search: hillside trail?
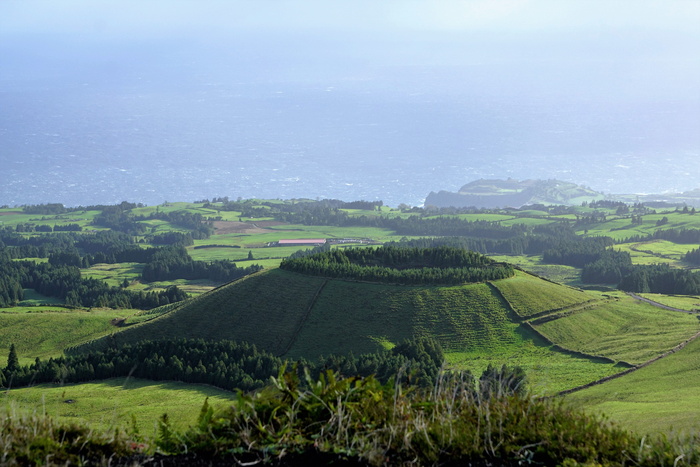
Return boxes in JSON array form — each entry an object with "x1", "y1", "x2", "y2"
[{"x1": 627, "y1": 292, "x2": 700, "y2": 314}]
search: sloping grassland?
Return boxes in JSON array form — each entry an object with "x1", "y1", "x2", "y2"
[
  {"x1": 566, "y1": 336, "x2": 700, "y2": 434},
  {"x1": 532, "y1": 296, "x2": 700, "y2": 364}
]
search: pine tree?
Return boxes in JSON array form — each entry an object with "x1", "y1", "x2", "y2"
[{"x1": 6, "y1": 344, "x2": 19, "y2": 373}]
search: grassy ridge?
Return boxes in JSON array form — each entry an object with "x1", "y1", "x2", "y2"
[
  {"x1": 566, "y1": 336, "x2": 700, "y2": 434},
  {"x1": 288, "y1": 281, "x2": 518, "y2": 358},
  {"x1": 491, "y1": 270, "x2": 593, "y2": 318},
  {"x1": 532, "y1": 296, "x2": 700, "y2": 364},
  {"x1": 78, "y1": 269, "x2": 326, "y2": 356}
]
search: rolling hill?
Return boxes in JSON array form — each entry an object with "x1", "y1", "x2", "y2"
[{"x1": 65, "y1": 267, "x2": 680, "y2": 393}]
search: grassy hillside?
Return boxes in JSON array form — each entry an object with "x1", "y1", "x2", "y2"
[
  {"x1": 79, "y1": 268, "x2": 582, "y2": 359},
  {"x1": 2, "y1": 378, "x2": 235, "y2": 435},
  {"x1": 490, "y1": 270, "x2": 593, "y2": 318},
  {"x1": 531, "y1": 296, "x2": 700, "y2": 364},
  {"x1": 77, "y1": 269, "x2": 326, "y2": 356},
  {"x1": 287, "y1": 280, "x2": 518, "y2": 357},
  {"x1": 0, "y1": 307, "x2": 136, "y2": 365},
  {"x1": 70, "y1": 268, "x2": 627, "y2": 395},
  {"x1": 566, "y1": 336, "x2": 700, "y2": 434}
]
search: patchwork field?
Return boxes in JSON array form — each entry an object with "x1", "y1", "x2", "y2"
[
  {"x1": 566, "y1": 336, "x2": 700, "y2": 434},
  {"x1": 531, "y1": 297, "x2": 700, "y2": 364}
]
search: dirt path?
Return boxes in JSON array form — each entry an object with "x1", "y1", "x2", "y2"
[{"x1": 627, "y1": 292, "x2": 699, "y2": 314}]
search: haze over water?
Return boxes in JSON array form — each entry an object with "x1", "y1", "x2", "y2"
[{"x1": 1, "y1": 1, "x2": 699, "y2": 207}]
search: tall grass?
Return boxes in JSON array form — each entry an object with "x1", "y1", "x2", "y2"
[
  {"x1": 0, "y1": 406, "x2": 137, "y2": 466},
  {"x1": 167, "y1": 368, "x2": 699, "y2": 466}
]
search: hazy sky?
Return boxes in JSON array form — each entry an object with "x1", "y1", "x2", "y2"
[
  {"x1": 3, "y1": 0, "x2": 700, "y2": 35},
  {"x1": 1, "y1": 1, "x2": 699, "y2": 205}
]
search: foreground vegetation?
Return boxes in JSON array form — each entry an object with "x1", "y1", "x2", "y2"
[{"x1": 3, "y1": 369, "x2": 700, "y2": 466}]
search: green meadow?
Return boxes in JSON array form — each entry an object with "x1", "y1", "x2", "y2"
[
  {"x1": 532, "y1": 297, "x2": 700, "y2": 364},
  {"x1": 487, "y1": 255, "x2": 583, "y2": 286},
  {"x1": 566, "y1": 336, "x2": 700, "y2": 435},
  {"x1": 490, "y1": 270, "x2": 593, "y2": 318},
  {"x1": 638, "y1": 293, "x2": 700, "y2": 311},
  {"x1": 2, "y1": 378, "x2": 235, "y2": 434},
  {"x1": 0, "y1": 307, "x2": 136, "y2": 365}
]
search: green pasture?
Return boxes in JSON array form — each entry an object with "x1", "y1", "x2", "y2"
[
  {"x1": 340, "y1": 208, "x2": 386, "y2": 218},
  {"x1": 145, "y1": 279, "x2": 217, "y2": 296},
  {"x1": 577, "y1": 212, "x2": 700, "y2": 239},
  {"x1": 11, "y1": 257, "x2": 49, "y2": 264},
  {"x1": 0, "y1": 209, "x2": 101, "y2": 229},
  {"x1": 17, "y1": 288, "x2": 64, "y2": 306},
  {"x1": 499, "y1": 217, "x2": 554, "y2": 227},
  {"x1": 446, "y1": 347, "x2": 620, "y2": 396},
  {"x1": 512, "y1": 209, "x2": 549, "y2": 216},
  {"x1": 131, "y1": 202, "x2": 212, "y2": 216},
  {"x1": 234, "y1": 258, "x2": 281, "y2": 269},
  {"x1": 488, "y1": 255, "x2": 583, "y2": 286},
  {"x1": 615, "y1": 241, "x2": 695, "y2": 267},
  {"x1": 532, "y1": 296, "x2": 700, "y2": 364},
  {"x1": 565, "y1": 336, "x2": 700, "y2": 435},
  {"x1": 210, "y1": 210, "x2": 244, "y2": 221},
  {"x1": 548, "y1": 214, "x2": 578, "y2": 220},
  {"x1": 638, "y1": 293, "x2": 700, "y2": 312},
  {"x1": 82, "y1": 262, "x2": 143, "y2": 287},
  {"x1": 192, "y1": 233, "x2": 260, "y2": 248},
  {"x1": 70, "y1": 268, "x2": 625, "y2": 394},
  {"x1": 490, "y1": 270, "x2": 593, "y2": 317},
  {"x1": 627, "y1": 239, "x2": 698, "y2": 261},
  {"x1": 2, "y1": 378, "x2": 236, "y2": 435},
  {"x1": 188, "y1": 244, "x2": 299, "y2": 262},
  {"x1": 425, "y1": 213, "x2": 516, "y2": 222},
  {"x1": 0, "y1": 308, "x2": 136, "y2": 365},
  {"x1": 188, "y1": 246, "x2": 256, "y2": 261},
  {"x1": 81, "y1": 259, "x2": 267, "y2": 295},
  {"x1": 259, "y1": 224, "x2": 397, "y2": 241}
]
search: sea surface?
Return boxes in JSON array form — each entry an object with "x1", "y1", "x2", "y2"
[{"x1": 1, "y1": 33, "x2": 699, "y2": 208}]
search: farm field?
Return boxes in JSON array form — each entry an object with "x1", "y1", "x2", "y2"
[
  {"x1": 531, "y1": 297, "x2": 700, "y2": 364},
  {"x1": 445, "y1": 345, "x2": 621, "y2": 396},
  {"x1": 490, "y1": 270, "x2": 593, "y2": 318},
  {"x1": 615, "y1": 240, "x2": 699, "y2": 268},
  {"x1": 82, "y1": 262, "x2": 144, "y2": 287},
  {"x1": 16, "y1": 288, "x2": 63, "y2": 306},
  {"x1": 638, "y1": 293, "x2": 700, "y2": 311},
  {"x1": 566, "y1": 336, "x2": 700, "y2": 434},
  {"x1": 2, "y1": 378, "x2": 235, "y2": 434},
  {"x1": 487, "y1": 255, "x2": 582, "y2": 286},
  {"x1": 0, "y1": 307, "x2": 136, "y2": 365},
  {"x1": 289, "y1": 281, "x2": 519, "y2": 357}
]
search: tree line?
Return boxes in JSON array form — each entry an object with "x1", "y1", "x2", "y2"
[
  {"x1": 280, "y1": 246, "x2": 514, "y2": 285},
  {"x1": 2, "y1": 337, "x2": 446, "y2": 391}
]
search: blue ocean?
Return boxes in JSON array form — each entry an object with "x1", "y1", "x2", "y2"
[{"x1": 1, "y1": 32, "x2": 698, "y2": 207}]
